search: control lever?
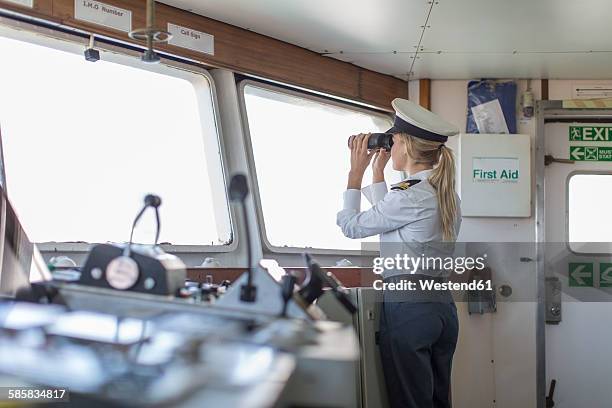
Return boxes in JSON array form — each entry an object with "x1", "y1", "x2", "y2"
[
  {"x1": 79, "y1": 194, "x2": 186, "y2": 295},
  {"x1": 546, "y1": 379, "x2": 556, "y2": 407},
  {"x1": 128, "y1": 194, "x2": 162, "y2": 252},
  {"x1": 228, "y1": 174, "x2": 257, "y2": 302},
  {"x1": 322, "y1": 268, "x2": 358, "y2": 315},
  {"x1": 105, "y1": 194, "x2": 162, "y2": 291},
  {"x1": 16, "y1": 282, "x2": 61, "y2": 304},
  {"x1": 280, "y1": 273, "x2": 297, "y2": 317},
  {"x1": 301, "y1": 254, "x2": 357, "y2": 315},
  {"x1": 299, "y1": 256, "x2": 324, "y2": 304}
]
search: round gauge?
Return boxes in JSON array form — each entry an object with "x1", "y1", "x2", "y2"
[{"x1": 106, "y1": 256, "x2": 140, "y2": 290}]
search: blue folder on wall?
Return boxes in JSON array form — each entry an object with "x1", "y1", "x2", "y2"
[{"x1": 466, "y1": 80, "x2": 517, "y2": 134}]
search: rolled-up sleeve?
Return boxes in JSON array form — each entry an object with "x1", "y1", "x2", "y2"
[
  {"x1": 336, "y1": 190, "x2": 421, "y2": 239},
  {"x1": 361, "y1": 182, "x2": 388, "y2": 205}
]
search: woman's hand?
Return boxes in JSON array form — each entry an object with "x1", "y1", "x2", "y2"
[
  {"x1": 348, "y1": 133, "x2": 375, "y2": 175},
  {"x1": 372, "y1": 149, "x2": 391, "y2": 183},
  {"x1": 347, "y1": 133, "x2": 374, "y2": 189}
]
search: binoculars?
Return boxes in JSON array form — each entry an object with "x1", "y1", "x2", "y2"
[{"x1": 347, "y1": 133, "x2": 394, "y2": 151}]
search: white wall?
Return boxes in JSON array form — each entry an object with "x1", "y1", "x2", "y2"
[
  {"x1": 410, "y1": 78, "x2": 610, "y2": 241},
  {"x1": 410, "y1": 79, "x2": 542, "y2": 242},
  {"x1": 411, "y1": 78, "x2": 612, "y2": 407},
  {"x1": 409, "y1": 78, "x2": 546, "y2": 407}
]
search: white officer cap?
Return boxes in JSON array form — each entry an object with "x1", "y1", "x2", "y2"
[{"x1": 386, "y1": 98, "x2": 460, "y2": 143}]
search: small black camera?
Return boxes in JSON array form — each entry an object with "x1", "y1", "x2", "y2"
[{"x1": 84, "y1": 48, "x2": 100, "y2": 62}]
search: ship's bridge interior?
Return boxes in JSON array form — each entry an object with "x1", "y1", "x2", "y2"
[{"x1": 0, "y1": 0, "x2": 611, "y2": 407}]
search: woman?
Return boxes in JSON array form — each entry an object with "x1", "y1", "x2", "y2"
[{"x1": 337, "y1": 99, "x2": 461, "y2": 408}]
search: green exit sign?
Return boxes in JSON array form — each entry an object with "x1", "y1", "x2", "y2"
[
  {"x1": 569, "y1": 146, "x2": 612, "y2": 161},
  {"x1": 600, "y1": 263, "x2": 612, "y2": 287},
  {"x1": 569, "y1": 263, "x2": 593, "y2": 287},
  {"x1": 570, "y1": 126, "x2": 612, "y2": 142}
]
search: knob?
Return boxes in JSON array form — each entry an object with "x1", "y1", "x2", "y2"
[
  {"x1": 550, "y1": 306, "x2": 561, "y2": 317},
  {"x1": 499, "y1": 284, "x2": 513, "y2": 298}
]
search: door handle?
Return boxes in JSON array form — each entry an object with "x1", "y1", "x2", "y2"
[
  {"x1": 546, "y1": 379, "x2": 556, "y2": 407},
  {"x1": 545, "y1": 155, "x2": 574, "y2": 166}
]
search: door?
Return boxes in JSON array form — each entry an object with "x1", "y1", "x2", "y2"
[{"x1": 544, "y1": 119, "x2": 612, "y2": 407}]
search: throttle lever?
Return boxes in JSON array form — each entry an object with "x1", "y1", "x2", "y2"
[
  {"x1": 280, "y1": 273, "x2": 297, "y2": 317},
  {"x1": 324, "y1": 270, "x2": 358, "y2": 315}
]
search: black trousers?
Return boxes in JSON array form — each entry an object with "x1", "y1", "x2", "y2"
[{"x1": 379, "y1": 298, "x2": 459, "y2": 408}]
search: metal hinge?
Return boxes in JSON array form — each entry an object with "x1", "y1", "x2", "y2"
[{"x1": 546, "y1": 277, "x2": 562, "y2": 324}]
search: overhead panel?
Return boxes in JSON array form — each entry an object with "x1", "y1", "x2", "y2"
[
  {"x1": 330, "y1": 52, "x2": 416, "y2": 81},
  {"x1": 412, "y1": 52, "x2": 612, "y2": 80},
  {"x1": 425, "y1": 0, "x2": 612, "y2": 52},
  {"x1": 161, "y1": 0, "x2": 612, "y2": 80},
  {"x1": 161, "y1": 0, "x2": 427, "y2": 79},
  {"x1": 160, "y1": 0, "x2": 426, "y2": 54}
]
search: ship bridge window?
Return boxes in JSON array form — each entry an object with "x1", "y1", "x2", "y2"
[
  {"x1": 568, "y1": 173, "x2": 612, "y2": 253},
  {"x1": 241, "y1": 82, "x2": 399, "y2": 251},
  {"x1": 0, "y1": 33, "x2": 231, "y2": 248}
]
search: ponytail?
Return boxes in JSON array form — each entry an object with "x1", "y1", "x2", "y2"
[
  {"x1": 401, "y1": 134, "x2": 458, "y2": 241},
  {"x1": 428, "y1": 145, "x2": 457, "y2": 241}
]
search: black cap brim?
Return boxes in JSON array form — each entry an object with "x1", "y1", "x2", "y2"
[{"x1": 386, "y1": 115, "x2": 448, "y2": 143}]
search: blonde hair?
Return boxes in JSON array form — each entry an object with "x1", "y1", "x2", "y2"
[{"x1": 399, "y1": 133, "x2": 458, "y2": 241}]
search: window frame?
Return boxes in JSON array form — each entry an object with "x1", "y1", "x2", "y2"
[
  {"x1": 0, "y1": 18, "x2": 237, "y2": 255},
  {"x1": 566, "y1": 170, "x2": 612, "y2": 255},
  {"x1": 237, "y1": 79, "x2": 394, "y2": 255}
]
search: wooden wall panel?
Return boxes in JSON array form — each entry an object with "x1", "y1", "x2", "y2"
[
  {"x1": 360, "y1": 68, "x2": 408, "y2": 110},
  {"x1": 187, "y1": 267, "x2": 478, "y2": 288},
  {"x1": 541, "y1": 79, "x2": 549, "y2": 101},
  {"x1": 0, "y1": 0, "x2": 54, "y2": 19},
  {"x1": 187, "y1": 268, "x2": 245, "y2": 285},
  {"x1": 419, "y1": 78, "x2": 431, "y2": 109},
  {"x1": 186, "y1": 267, "x2": 378, "y2": 288},
  {"x1": 155, "y1": 4, "x2": 361, "y2": 100},
  {"x1": 0, "y1": 0, "x2": 407, "y2": 110}
]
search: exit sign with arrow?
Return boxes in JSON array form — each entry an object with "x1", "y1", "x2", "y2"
[
  {"x1": 569, "y1": 263, "x2": 593, "y2": 287},
  {"x1": 569, "y1": 146, "x2": 612, "y2": 161}
]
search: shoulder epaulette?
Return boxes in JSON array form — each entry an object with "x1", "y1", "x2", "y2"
[{"x1": 390, "y1": 179, "x2": 421, "y2": 191}]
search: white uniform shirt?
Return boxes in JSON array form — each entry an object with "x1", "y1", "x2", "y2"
[{"x1": 336, "y1": 169, "x2": 462, "y2": 278}]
